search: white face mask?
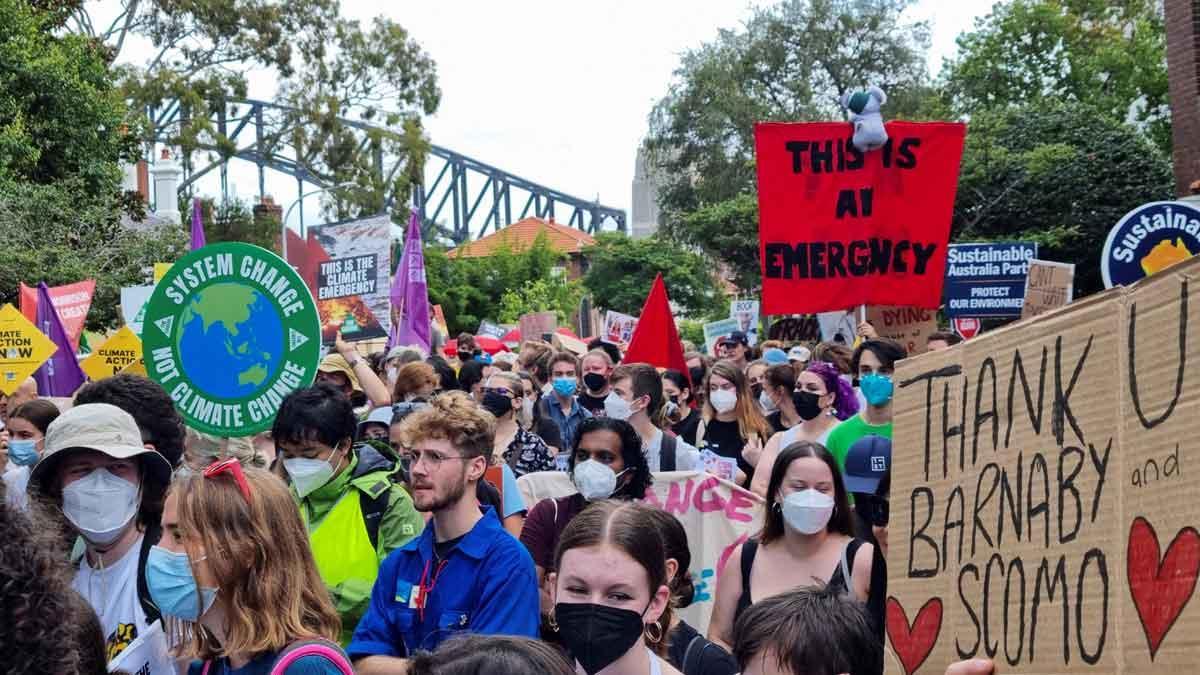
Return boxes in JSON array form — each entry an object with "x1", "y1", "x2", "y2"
[
  {"x1": 758, "y1": 389, "x2": 778, "y2": 414},
  {"x1": 521, "y1": 397, "x2": 534, "y2": 423},
  {"x1": 603, "y1": 392, "x2": 634, "y2": 421},
  {"x1": 284, "y1": 450, "x2": 342, "y2": 498},
  {"x1": 573, "y1": 459, "x2": 628, "y2": 501},
  {"x1": 781, "y1": 488, "x2": 836, "y2": 535},
  {"x1": 709, "y1": 389, "x2": 738, "y2": 414},
  {"x1": 62, "y1": 467, "x2": 140, "y2": 546},
  {"x1": 386, "y1": 366, "x2": 398, "y2": 384}
]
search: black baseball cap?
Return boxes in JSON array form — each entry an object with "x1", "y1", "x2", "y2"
[
  {"x1": 843, "y1": 435, "x2": 891, "y2": 495},
  {"x1": 719, "y1": 331, "x2": 749, "y2": 347}
]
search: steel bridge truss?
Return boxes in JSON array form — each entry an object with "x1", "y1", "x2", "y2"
[{"x1": 145, "y1": 98, "x2": 626, "y2": 242}]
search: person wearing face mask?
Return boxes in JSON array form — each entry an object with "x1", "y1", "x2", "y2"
[
  {"x1": 549, "y1": 500, "x2": 683, "y2": 675},
  {"x1": 273, "y1": 384, "x2": 424, "y2": 644},
  {"x1": 683, "y1": 352, "x2": 710, "y2": 409},
  {"x1": 824, "y1": 338, "x2": 906, "y2": 470},
  {"x1": 758, "y1": 364, "x2": 800, "y2": 434},
  {"x1": 577, "y1": 349, "x2": 615, "y2": 416},
  {"x1": 695, "y1": 361, "x2": 772, "y2": 487},
  {"x1": 750, "y1": 362, "x2": 858, "y2": 498},
  {"x1": 26, "y1": 403, "x2": 175, "y2": 674},
  {"x1": 707, "y1": 442, "x2": 876, "y2": 655},
  {"x1": 483, "y1": 372, "x2": 554, "y2": 477},
  {"x1": 607, "y1": 363, "x2": 701, "y2": 473},
  {"x1": 152, "y1": 461, "x2": 353, "y2": 674},
  {"x1": 661, "y1": 370, "x2": 700, "y2": 446},
  {"x1": 2, "y1": 399, "x2": 59, "y2": 511},
  {"x1": 539, "y1": 352, "x2": 592, "y2": 451},
  {"x1": 520, "y1": 417, "x2": 652, "y2": 614},
  {"x1": 744, "y1": 360, "x2": 769, "y2": 410},
  {"x1": 844, "y1": 436, "x2": 892, "y2": 640}
]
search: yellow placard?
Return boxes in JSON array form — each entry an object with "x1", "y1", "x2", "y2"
[
  {"x1": 81, "y1": 326, "x2": 143, "y2": 381},
  {"x1": 0, "y1": 304, "x2": 57, "y2": 395},
  {"x1": 120, "y1": 356, "x2": 148, "y2": 376},
  {"x1": 153, "y1": 262, "x2": 173, "y2": 283}
]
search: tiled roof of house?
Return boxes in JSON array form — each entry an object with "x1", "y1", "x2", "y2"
[{"x1": 447, "y1": 217, "x2": 596, "y2": 258}]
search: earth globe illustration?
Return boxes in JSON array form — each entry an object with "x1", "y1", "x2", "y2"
[{"x1": 177, "y1": 283, "x2": 284, "y2": 398}]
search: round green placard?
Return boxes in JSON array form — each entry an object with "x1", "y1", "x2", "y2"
[{"x1": 141, "y1": 242, "x2": 321, "y2": 436}]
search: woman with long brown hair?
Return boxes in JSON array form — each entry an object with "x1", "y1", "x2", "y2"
[
  {"x1": 149, "y1": 461, "x2": 352, "y2": 674},
  {"x1": 695, "y1": 360, "x2": 772, "y2": 486}
]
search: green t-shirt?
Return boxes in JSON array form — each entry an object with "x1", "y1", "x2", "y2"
[{"x1": 824, "y1": 414, "x2": 892, "y2": 470}]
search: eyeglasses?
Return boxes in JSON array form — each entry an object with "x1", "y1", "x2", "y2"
[
  {"x1": 410, "y1": 448, "x2": 470, "y2": 470},
  {"x1": 203, "y1": 457, "x2": 252, "y2": 503}
]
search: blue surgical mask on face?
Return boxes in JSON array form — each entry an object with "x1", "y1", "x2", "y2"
[
  {"x1": 859, "y1": 372, "x2": 894, "y2": 407},
  {"x1": 553, "y1": 377, "x2": 578, "y2": 397},
  {"x1": 146, "y1": 545, "x2": 218, "y2": 621},
  {"x1": 7, "y1": 438, "x2": 39, "y2": 466}
]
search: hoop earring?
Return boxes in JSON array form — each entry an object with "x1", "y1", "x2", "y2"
[
  {"x1": 548, "y1": 611, "x2": 559, "y2": 633},
  {"x1": 644, "y1": 621, "x2": 664, "y2": 644}
]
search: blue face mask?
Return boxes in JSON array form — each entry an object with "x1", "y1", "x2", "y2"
[
  {"x1": 146, "y1": 545, "x2": 218, "y2": 621},
  {"x1": 859, "y1": 373, "x2": 894, "y2": 407},
  {"x1": 553, "y1": 377, "x2": 578, "y2": 397},
  {"x1": 7, "y1": 438, "x2": 39, "y2": 466}
]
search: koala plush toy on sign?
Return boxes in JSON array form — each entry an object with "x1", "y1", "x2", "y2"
[{"x1": 841, "y1": 86, "x2": 888, "y2": 152}]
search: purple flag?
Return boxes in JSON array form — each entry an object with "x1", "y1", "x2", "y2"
[
  {"x1": 33, "y1": 282, "x2": 86, "y2": 396},
  {"x1": 190, "y1": 198, "x2": 206, "y2": 250},
  {"x1": 388, "y1": 211, "x2": 431, "y2": 352}
]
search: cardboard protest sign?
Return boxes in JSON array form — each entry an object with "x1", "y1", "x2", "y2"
[
  {"x1": 767, "y1": 315, "x2": 821, "y2": 342},
  {"x1": 81, "y1": 326, "x2": 142, "y2": 381},
  {"x1": 604, "y1": 310, "x2": 637, "y2": 345},
  {"x1": 142, "y1": 243, "x2": 321, "y2": 436},
  {"x1": 1021, "y1": 260, "x2": 1075, "y2": 319},
  {"x1": 1101, "y1": 201, "x2": 1200, "y2": 288},
  {"x1": 866, "y1": 305, "x2": 938, "y2": 356},
  {"x1": 515, "y1": 470, "x2": 763, "y2": 634},
  {"x1": 944, "y1": 242, "x2": 1038, "y2": 318},
  {"x1": 287, "y1": 214, "x2": 391, "y2": 343},
  {"x1": 520, "y1": 311, "x2": 558, "y2": 344},
  {"x1": 730, "y1": 300, "x2": 760, "y2": 345},
  {"x1": 0, "y1": 304, "x2": 57, "y2": 395},
  {"x1": 888, "y1": 253, "x2": 1200, "y2": 674},
  {"x1": 754, "y1": 122, "x2": 966, "y2": 314},
  {"x1": 703, "y1": 318, "x2": 740, "y2": 355},
  {"x1": 20, "y1": 279, "x2": 95, "y2": 351}
]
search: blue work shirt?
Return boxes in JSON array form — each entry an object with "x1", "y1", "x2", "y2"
[
  {"x1": 347, "y1": 505, "x2": 540, "y2": 659},
  {"x1": 540, "y1": 393, "x2": 592, "y2": 449}
]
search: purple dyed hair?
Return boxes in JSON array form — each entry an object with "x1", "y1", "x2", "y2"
[{"x1": 805, "y1": 361, "x2": 859, "y2": 420}]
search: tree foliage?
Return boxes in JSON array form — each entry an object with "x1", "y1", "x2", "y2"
[
  {"x1": 498, "y1": 277, "x2": 585, "y2": 326},
  {"x1": 942, "y1": 0, "x2": 1169, "y2": 153},
  {"x1": 953, "y1": 102, "x2": 1173, "y2": 295},
  {"x1": 191, "y1": 197, "x2": 281, "y2": 250},
  {"x1": 645, "y1": 0, "x2": 933, "y2": 289},
  {"x1": 582, "y1": 233, "x2": 723, "y2": 316}
]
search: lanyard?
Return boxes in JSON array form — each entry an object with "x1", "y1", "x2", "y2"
[{"x1": 417, "y1": 557, "x2": 449, "y2": 622}]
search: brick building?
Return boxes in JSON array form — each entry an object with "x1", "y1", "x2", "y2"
[{"x1": 1167, "y1": 0, "x2": 1200, "y2": 196}]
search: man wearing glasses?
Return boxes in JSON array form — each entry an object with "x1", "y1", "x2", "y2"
[
  {"x1": 348, "y1": 390, "x2": 540, "y2": 672},
  {"x1": 27, "y1": 403, "x2": 175, "y2": 675},
  {"x1": 273, "y1": 383, "x2": 425, "y2": 644}
]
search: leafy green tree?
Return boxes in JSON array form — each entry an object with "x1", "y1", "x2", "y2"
[
  {"x1": 942, "y1": 0, "x2": 1169, "y2": 153},
  {"x1": 498, "y1": 278, "x2": 585, "y2": 326},
  {"x1": 582, "y1": 233, "x2": 723, "y2": 316},
  {"x1": 953, "y1": 101, "x2": 1173, "y2": 296},
  {"x1": 72, "y1": 0, "x2": 440, "y2": 220},
  {"x1": 645, "y1": 0, "x2": 933, "y2": 289},
  {"x1": 189, "y1": 197, "x2": 281, "y2": 250}
]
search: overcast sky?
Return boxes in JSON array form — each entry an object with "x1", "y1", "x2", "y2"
[{"x1": 110, "y1": 0, "x2": 997, "y2": 229}]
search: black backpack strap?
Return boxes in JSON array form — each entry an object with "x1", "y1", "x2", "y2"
[
  {"x1": 659, "y1": 433, "x2": 677, "y2": 472},
  {"x1": 358, "y1": 481, "x2": 391, "y2": 552},
  {"x1": 740, "y1": 539, "x2": 758, "y2": 600},
  {"x1": 682, "y1": 634, "x2": 704, "y2": 674},
  {"x1": 137, "y1": 524, "x2": 162, "y2": 624}
]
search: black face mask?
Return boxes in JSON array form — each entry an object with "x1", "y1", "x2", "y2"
[
  {"x1": 481, "y1": 391, "x2": 513, "y2": 419},
  {"x1": 750, "y1": 383, "x2": 763, "y2": 400},
  {"x1": 458, "y1": 350, "x2": 474, "y2": 362},
  {"x1": 793, "y1": 390, "x2": 823, "y2": 421},
  {"x1": 688, "y1": 367, "x2": 705, "y2": 389},
  {"x1": 555, "y1": 602, "x2": 647, "y2": 675},
  {"x1": 583, "y1": 372, "x2": 607, "y2": 393}
]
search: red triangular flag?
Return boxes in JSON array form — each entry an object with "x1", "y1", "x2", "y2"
[{"x1": 622, "y1": 274, "x2": 691, "y2": 387}]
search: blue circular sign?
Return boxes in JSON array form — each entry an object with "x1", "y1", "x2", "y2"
[{"x1": 1101, "y1": 201, "x2": 1200, "y2": 288}]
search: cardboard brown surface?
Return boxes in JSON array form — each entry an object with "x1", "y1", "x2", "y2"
[
  {"x1": 888, "y1": 255, "x2": 1200, "y2": 673},
  {"x1": 867, "y1": 305, "x2": 939, "y2": 355},
  {"x1": 1022, "y1": 260, "x2": 1075, "y2": 319},
  {"x1": 518, "y1": 311, "x2": 557, "y2": 344}
]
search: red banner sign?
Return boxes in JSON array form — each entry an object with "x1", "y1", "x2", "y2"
[
  {"x1": 20, "y1": 280, "x2": 95, "y2": 352},
  {"x1": 754, "y1": 122, "x2": 966, "y2": 314}
]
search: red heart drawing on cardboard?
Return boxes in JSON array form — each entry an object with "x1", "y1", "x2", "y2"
[
  {"x1": 1127, "y1": 516, "x2": 1200, "y2": 660},
  {"x1": 886, "y1": 596, "x2": 942, "y2": 675}
]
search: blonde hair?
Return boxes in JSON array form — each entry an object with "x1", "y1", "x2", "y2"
[
  {"x1": 702, "y1": 360, "x2": 772, "y2": 442},
  {"x1": 168, "y1": 467, "x2": 340, "y2": 660},
  {"x1": 397, "y1": 391, "x2": 495, "y2": 461}
]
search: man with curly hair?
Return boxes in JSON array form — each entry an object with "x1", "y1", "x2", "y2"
[
  {"x1": 74, "y1": 374, "x2": 186, "y2": 469},
  {"x1": 349, "y1": 391, "x2": 539, "y2": 672}
]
